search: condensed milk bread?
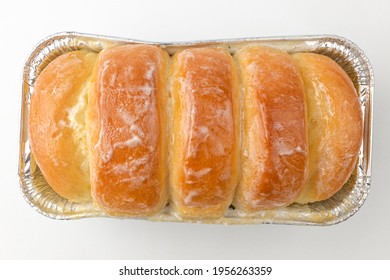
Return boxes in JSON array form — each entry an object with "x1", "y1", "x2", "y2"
[{"x1": 28, "y1": 43, "x2": 363, "y2": 218}]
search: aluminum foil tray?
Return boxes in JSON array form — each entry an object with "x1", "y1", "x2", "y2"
[{"x1": 18, "y1": 32, "x2": 374, "y2": 225}]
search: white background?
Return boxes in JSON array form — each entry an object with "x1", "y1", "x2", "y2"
[{"x1": 0, "y1": 0, "x2": 389, "y2": 259}]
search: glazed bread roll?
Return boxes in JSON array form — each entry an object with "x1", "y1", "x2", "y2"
[
  {"x1": 28, "y1": 43, "x2": 362, "y2": 217},
  {"x1": 234, "y1": 46, "x2": 308, "y2": 211},
  {"x1": 292, "y1": 53, "x2": 363, "y2": 203},
  {"x1": 88, "y1": 44, "x2": 169, "y2": 216},
  {"x1": 28, "y1": 50, "x2": 97, "y2": 202},
  {"x1": 170, "y1": 48, "x2": 239, "y2": 218}
]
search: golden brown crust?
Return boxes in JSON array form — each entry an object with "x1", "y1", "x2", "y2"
[
  {"x1": 292, "y1": 53, "x2": 363, "y2": 203},
  {"x1": 170, "y1": 48, "x2": 239, "y2": 219},
  {"x1": 28, "y1": 50, "x2": 97, "y2": 202},
  {"x1": 234, "y1": 46, "x2": 308, "y2": 211},
  {"x1": 29, "y1": 44, "x2": 363, "y2": 216},
  {"x1": 88, "y1": 44, "x2": 168, "y2": 216}
]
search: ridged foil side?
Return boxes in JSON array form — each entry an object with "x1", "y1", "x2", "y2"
[{"x1": 18, "y1": 32, "x2": 373, "y2": 225}]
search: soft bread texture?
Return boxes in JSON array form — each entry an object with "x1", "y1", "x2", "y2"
[
  {"x1": 28, "y1": 50, "x2": 97, "y2": 202},
  {"x1": 28, "y1": 44, "x2": 363, "y2": 217},
  {"x1": 292, "y1": 53, "x2": 363, "y2": 203},
  {"x1": 170, "y1": 48, "x2": 239, "y2": 219},
  {"x1": 88, "y1": 44, "x2": 169, "y2": 215},
  {"x1": 234, "y1": 46, "x2": 308, "y2": 211}
]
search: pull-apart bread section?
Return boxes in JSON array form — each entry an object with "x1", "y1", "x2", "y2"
[
  {"x1": 28, "y1": 43, "x2": 362, "y2": 218},
  {"x1": 292, "y1": 53, "x2": 362, "y2": 204},
  {"x1": 234, "y1": 46, "x2": 308, "y2": 211},
  {"x1": 88, "y1": 45, "x2": 169, "y2": 216},
  {"x1": 170, "y1": 48, "x2": 239, "y2": 219},
  {"x1": 28, "y1": 50, "x2": 97, "y2": 202}
]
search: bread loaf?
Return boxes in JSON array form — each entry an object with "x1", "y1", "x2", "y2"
[{"x1": 28, "y1": 43, "x2": 362, "y2": 217}]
